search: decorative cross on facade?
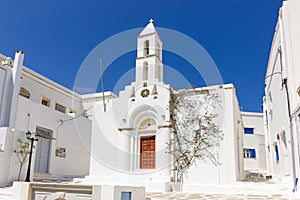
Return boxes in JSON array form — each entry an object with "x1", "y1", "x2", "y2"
[{"x1": 149, "y1": 18, "x2": 154, "y2": 23}]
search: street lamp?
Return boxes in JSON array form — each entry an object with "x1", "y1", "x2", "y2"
[{"x1": 25, "y1": 131, "x2": 39, "y2": 182}]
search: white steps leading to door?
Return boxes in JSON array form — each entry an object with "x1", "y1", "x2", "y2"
[{"x1": 33, "y1": 172, "x2": 55, "y2": 181}]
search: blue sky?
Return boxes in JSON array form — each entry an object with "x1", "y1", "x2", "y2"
[{"x1": 0, "y1": 0, "x2": 283, "y2": 112}]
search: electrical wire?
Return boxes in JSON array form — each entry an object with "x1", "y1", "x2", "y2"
[
  {"x1": 55, "y1": 105, "x2": 93, "y2": 147},
  {"x1": 59, "y1": 105, "x2": 93, "y2": 123},
  {"x1": 236, "y1": 72, "x2": 282, "y2": 90}
]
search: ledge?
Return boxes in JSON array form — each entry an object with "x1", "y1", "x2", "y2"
[
  {"x1": 118, "y1": 128, "x2": 134, "y2": 131},
  {"x1": 158, "y1": 125, "x2": 172, "y2": 129}
]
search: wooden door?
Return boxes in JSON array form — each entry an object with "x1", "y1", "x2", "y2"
[{"x1": 140, "y1": 136, "x2": 155, "y2": 169}]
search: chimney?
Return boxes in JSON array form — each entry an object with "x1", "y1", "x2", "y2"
[
  {"x1": 9, "y1": 50, "x2": 25, "y2": 127},
  {"x1": 12, "y1": 50, "x2": 25, "y2": 84}
]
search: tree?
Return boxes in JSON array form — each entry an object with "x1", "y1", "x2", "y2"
[
  {"x1": 168, "y1": 88, "x2": 223, "y2": 182},
  {"x1": 13, "y1": 139, "x2": 34, "y2": 181}
]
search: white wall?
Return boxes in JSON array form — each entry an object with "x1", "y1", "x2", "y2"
[
  {"x1": 264, "y1": 27, "x2": 291, "y2": 178},
  {"x1": 0, "y1": 128, "x2": 15, "y2": 186},
  {"x1": 263, "y1": 0, "x2": 300, "y2": 181},
  {"x1": 0, "y1": 63, "x2": 13, "y2": 127},
  {"x1": 5, "y1": 93, "x2": 91, "y2": 184},
  {"x1": 0, "y1": 68, "x2": 6, "y2": 113},
  {"x1": 21, "y1": 67, "x2": 84, "y2": 115},
  {"x1": 241, "y1": 112, "x2": 266, "y2": 170},
  {"x1": 280, "y1": 0, "x2": 300, "y2": 181},
  {"x1": 83, "y1": 81, "x2": 172, "y2": 187},
  {"x1": 183, "y1": 85, "x2": 245, "y2": 189},
  {"x1": 0, "y1": 52, "x2": 92, "y2": 186}
]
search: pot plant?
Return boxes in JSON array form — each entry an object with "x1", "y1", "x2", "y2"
[{"x1": 167, "y1": 88, "x2": 223, "y2": 191}]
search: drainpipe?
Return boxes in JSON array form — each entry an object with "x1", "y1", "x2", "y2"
[
  {"x1": 279, "y1": 46, "x2": 297, "y2": 191},
  {"x1": 283, "y1": 78, "x2": 297, "y2": 191}
]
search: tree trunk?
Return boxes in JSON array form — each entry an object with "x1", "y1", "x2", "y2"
[{"x1": 18, "y1": 164, "x2": 23, "y2": 181}]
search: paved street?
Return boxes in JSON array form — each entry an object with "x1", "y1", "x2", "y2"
[{"x1": 146, "y1": 192, "x2": 298, "y2": 200}]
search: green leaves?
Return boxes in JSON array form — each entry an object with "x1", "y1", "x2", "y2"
[
  {"x1": 168, "y1": 87, "x2": 223, "y2": 182},
  {"x1": 13, "y1": 139, "x2": 35, "y2": 181},
  {"x1": 13, "y1": 139, "x2": 33, "y2": 166}
]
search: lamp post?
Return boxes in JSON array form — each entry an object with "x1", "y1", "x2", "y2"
[{"x1": 25, "y1": 131, "x2": 39, "y2": 182}]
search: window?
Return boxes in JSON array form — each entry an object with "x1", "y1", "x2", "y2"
[
  {"x1": 244, "y1": 148, "x2": 256, "y2": 159},
  {"x1": 144, "y1": 40, "x2": 149, "y2": 56},
  {"x1": 280, "y1": 131, "x2": 287, "y2": 148},
  {"x1": 55, "y1": 103, "x2": 66, "y2": 113},
  {"x1": 41, "y1": 97, "x2": 50, "y2": 107},
  {"x1": 19, "y1": 87, "x2": 30, "y2": 99},
  {"x1": 121, "y1": 192, "x2": 131, "y2": 200},
  {"x1": 244, "y1": 128, "x2": 254, "y2": 134},
  {"x1": 156, "y1": 44, "x2": 161, "y2": 60},
  {"x1": 265, "y1": 111, "x2": 268, "y2": 125},
  {"x1": 275, "y1": 144, "x2": 279, "y2": 163},
  {"x1": 69, "y1": 109, "x2": 76, "y2": 114},
  {"x1": 143, "y1": 62, "x2": 148, "y2": 81}
]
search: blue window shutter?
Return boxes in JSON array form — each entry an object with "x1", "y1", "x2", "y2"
[
  {"x1": 244, "y1": 128, "x2": 254, "y2": 134},
  {"x1": 250, "y1": 149, "x2": 256, "y2": 158},
  {"x1": 275, "y1": 145, "x2": 279, "y2": 162}
]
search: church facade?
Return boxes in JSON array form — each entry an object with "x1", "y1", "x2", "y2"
[{"x1": 0, "y1": 20, "x2": 268, "y2": 192}]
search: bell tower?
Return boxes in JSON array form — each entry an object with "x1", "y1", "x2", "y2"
[{"x1": 136, "y1": 19, "x2": 163, "y2": 83}]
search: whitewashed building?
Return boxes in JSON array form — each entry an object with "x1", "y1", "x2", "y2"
[
  {"x1": 0, "y1": 20, "x2": 251, "y2": 192},
  {"x1": 263, "y1": 0, "x2": 300, "y2": 189},
  {"x1": 0, "y1": 51, "x2": 92, "y2": 186},
  {"x1": 241, "y1": 112, "x2": 266, "y2": 171},
  {"x1": 82, "y1": 21, "x2": 245, "y2": 191}
]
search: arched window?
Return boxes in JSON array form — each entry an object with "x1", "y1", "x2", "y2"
[
  {"x1": 143, "y1": 61, "x2": 148, "y2": 81},
  {"x1": 144, "y1": 40, "x2": 149, "y2": 56},
  {"x1": 19, "y1": 87, "x2": 30, "y2": 99}
]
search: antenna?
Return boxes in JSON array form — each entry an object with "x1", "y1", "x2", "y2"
[{"x1": 100, "y1": 54, "x2": 106, "y2": 112}]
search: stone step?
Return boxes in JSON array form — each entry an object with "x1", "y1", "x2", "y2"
[
  {"x1": 0, "y1": 187, "x2": 12, "y2": 200},
  {"x1": 33, "y1": 172, "x2": 55, "y2": 181}
]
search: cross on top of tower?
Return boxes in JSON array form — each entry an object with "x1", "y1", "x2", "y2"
[{"x1": 149, "y1": 18, "x2": 154, "y2": 23}]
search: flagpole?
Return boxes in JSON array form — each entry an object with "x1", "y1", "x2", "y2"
[{"x1": 100, "y1": 54, "x2": 106, "y2": 112}]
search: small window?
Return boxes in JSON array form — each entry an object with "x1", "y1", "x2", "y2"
[
  {"x1": 19, "y1": 87, "x2": 30, "y2": 99},
  {"x1": 275, "y1": 144, "x2": 279, "y2": 163},
  {"x1": 41, "y1": 97, "x2": 50, "y2": 107},
  {"x1": 280, "y1": 131, "x2": 287, "y2": 148},
  {"x1": 69, "y1": 109, "x2": 76, "y2": 114},
  {"x1": 143, "y1": 62, "x2": 148, "y2": 81},
  {"x1": 265, "y1": 111, "x2": 268, "y2": 125},
  {"x1": 121, "y1": 192, "x2": 131, "y2": 200},
  {"x1": 144, "y1": 40, "x2": 149, "y2": 56},
  {"x1": 244, "y1": 148, "x2": 256, "y2": 158},
  {"x1": 244, "y1": 128, "x2": 254, "y2": 134},
  {"x1": 55, "y1": 103, "x2": 66, "y2": 113},
  {"x1": 156, "y1": 43, "x2": 161, "y2": 60}
]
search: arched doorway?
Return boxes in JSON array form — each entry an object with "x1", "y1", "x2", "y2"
[{"x1": 138, "y1": 118, "x2": 156, "y2": 169}]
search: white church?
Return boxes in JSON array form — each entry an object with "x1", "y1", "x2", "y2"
[{"x1": 0, "y1": 20, "x2": 267, "y2": 193}]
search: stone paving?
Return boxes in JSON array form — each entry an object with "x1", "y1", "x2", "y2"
[{"x1": 146, "y1": 192, "x2": 297, "y2": 200}]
